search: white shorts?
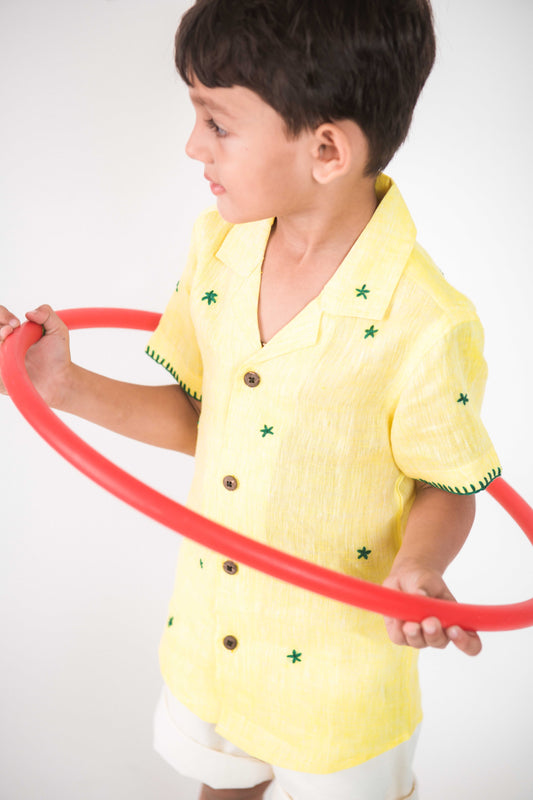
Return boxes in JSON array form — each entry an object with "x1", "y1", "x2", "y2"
[{"x1": 154, "y1": 686, "x2": 420, "y2": 800}]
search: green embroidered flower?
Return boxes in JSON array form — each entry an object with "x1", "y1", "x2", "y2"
[
  {"x1": 357, "y1": 547, "x2": 372, "y2": 560},
  {"x1": 355, "y1": 284, "x2": 370, "y2": 299},
  {"x1": 286, "y1": 650, "x2": 302, "y2": 663},
  {"x1": 457, "y1": 393, "x2": 469, "y2": 405},
  {"x1": 168, "y1": 617, "x2": 174, "y2": 627},
  {"x1": 364, "y1": 325, "x2": 379, "y2": 339},
  {"x1": 202, "y1": 290, "x2": 218, "y2": 305},
  {"x1": 199, "y1": 559, "x2": 204, "y2": 569},
  {"x1": 260, "y1": 425, "x2": 274, "y2": 437}
]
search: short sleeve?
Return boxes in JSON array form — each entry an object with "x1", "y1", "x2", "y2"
[
  {"x1": 390, "y1": 318, "x2": 501, "y2": 494},
  {"x1": 145, "y1": 228, "x2": 203, "y2": 401}
]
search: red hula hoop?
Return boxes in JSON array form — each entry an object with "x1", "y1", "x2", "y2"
[{"x1": 1, "y1": 307, "x2": 533, "y2": 632}]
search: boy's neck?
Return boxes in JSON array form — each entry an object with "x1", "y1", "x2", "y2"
[
  {"x1": 270, "y1": 174, "x2": 378, "y2": 267},
  {"x1": 258, "y1": 174, "x2": 379, "y2": 344}
]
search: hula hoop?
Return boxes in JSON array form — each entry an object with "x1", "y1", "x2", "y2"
[{"x1": 1, "y1": 307, "x2": 533, "y2": 631}]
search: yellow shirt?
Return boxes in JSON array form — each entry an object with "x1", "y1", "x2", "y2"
[{"x1": 146, "y1": 175, "x2": 500, "y2": 773}]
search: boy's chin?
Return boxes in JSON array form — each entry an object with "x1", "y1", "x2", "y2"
[{"x1": 216, "y1": 198, "x2": 270, "y2": 225}]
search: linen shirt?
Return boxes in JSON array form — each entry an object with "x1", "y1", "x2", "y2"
[{"x1": 146, "y1": 174, "x2": 500, "y2": 773}]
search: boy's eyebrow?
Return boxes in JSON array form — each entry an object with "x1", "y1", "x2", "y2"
[{"x1": 189, "y1": 90, "x2": 235, "y2": 119}]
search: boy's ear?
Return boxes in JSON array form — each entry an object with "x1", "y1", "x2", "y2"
[{"x1": 311, "y1": 121, "x2": 369, "y2": 184}]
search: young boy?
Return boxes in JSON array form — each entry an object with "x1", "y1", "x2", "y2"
[{"x1": 0, "y1": 1, "x2": 501, "y2": 798}]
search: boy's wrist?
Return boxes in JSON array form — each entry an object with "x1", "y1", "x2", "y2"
[
  {"x1": 50, "y1": 362, "x2": 83, "y2": 413},
  {"x1": 388, "y1": 554, "x2": 444, "y2": 582}
]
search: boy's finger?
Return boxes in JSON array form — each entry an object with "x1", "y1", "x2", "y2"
[
  {"x1": 0, "y1": 306, "x2": 20, "y2": 327},
  {"x1": 421, "y1": 617, "x2": 449, "y2": 649},
  {"x1": 0, "y1": 324, "x2": 16, "y2": 342},
  {"x1": 402, "y1": 621, "x2": 426, "y2": 649},
  {"x1": 447, "y1": 626, "x2": 482, "y2": 657},
  {"x1": 0, "y1": 317, "x2": 21, "y2": 341},
  {"x1": 384, "y1": 617, "x2": 409, "y2": 647}
]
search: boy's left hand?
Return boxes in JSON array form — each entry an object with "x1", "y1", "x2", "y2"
[{"x1": 383, "y1": 565, "x2": 482, "y2": 656}]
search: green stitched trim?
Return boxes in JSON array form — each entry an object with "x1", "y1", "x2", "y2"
[
  {"x1": 145, "y1": 346, "x2": 202, "y2": 401},
  {"x1": 419, "y1": 467, "x2": 502, "y2": 495}
]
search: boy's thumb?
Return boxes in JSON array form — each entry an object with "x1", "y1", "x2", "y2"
[{"x1": 25, "y1": 305, "x2": 65, "y2": 336}]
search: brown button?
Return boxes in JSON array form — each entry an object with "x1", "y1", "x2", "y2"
[
  {"x1": 223, "y1": 635, "x2": 238, "y2": 651},
  {"x1": 223, "y1": 560, "x2": 238, "y2": 575},
  {"x1": 244, "y1": 371, "x2": 261, "y2": 387},
  {"x1": 223, "y1": 475, "x2": 238, "y2": 491}
]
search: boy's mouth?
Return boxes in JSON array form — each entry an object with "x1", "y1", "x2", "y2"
[
  {"x1": 205, "y1": 172, "x2": 225, "y2": 195},
  {"x1": 209, "y1": 182, "x2": 226, "y2": 196}
]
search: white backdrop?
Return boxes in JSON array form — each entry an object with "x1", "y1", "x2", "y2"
[{"x1": 1, "y1": 2, "x2": 532, "y2": 798}]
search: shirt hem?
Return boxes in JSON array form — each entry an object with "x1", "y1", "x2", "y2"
[
  {"x1": 159, "y1": 678, "x2": 424, "y2": 773},
  {"x1": 213, "y1": 712, "x2": 424, "y2": 774}
]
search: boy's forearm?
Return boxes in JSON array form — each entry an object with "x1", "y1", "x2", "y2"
[
  {"x1": 390, "y1": 483, "x2": 476, "y2": 577},
  {"x1": 58, "y1": 364, "x2": 199, "y2": 455},
  {"x1": 384, "y1": 484, "x2": 481, "y2": 655}
]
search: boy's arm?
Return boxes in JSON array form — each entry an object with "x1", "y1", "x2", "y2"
[
  {"x1": 61, "y1": 366, "x2": 200, "y2": 454},
  {"x1": 383, "y1": 482, "x2": 482, "y2": 656},
  {"x1": 0, "y1": 304, "x2": 199, "y2": 456}
]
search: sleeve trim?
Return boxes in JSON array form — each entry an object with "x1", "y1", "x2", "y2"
[
  {"x1": 418, "y1": 467, "x2": 502, "y2": 495},
  {"x1": 145, "y1": 346, "x2": 202, "y2": 401}
]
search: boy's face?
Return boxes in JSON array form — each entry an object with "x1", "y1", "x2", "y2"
[{"x1": 186, "y1": 78, "x2": 316, "y2": 224}]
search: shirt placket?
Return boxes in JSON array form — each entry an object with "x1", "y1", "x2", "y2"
[{"x1": 213, "y1": 356, "x2": 276, "y2": 685}]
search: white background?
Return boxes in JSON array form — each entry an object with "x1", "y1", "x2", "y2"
[{"x1": 1, "y1": 1, "x2": 532, "y2": 798}]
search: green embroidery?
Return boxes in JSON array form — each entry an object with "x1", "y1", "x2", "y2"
[
  {"x1": 357, "y1": 547, "x2": 372, "y2": 560},
  {"x1": 168, "y1": 617, "x2": 174, "y2": 627},
  {"x1": 286, "y1": 650, "x2": 302, "y2": 663},
  {"x1": 175, "y1": 280, "x2": 180, "y2": 292},
  {"x1": 364, "y1": 325, "x2": 379, "y2": 339},
  {"x1": 260, "y1": 425, "x2": 274, "y2": 438},
  {"x1": 202, "y1": 290, "x2": 218, "y2": 305},
  {"x1": 145, "y1": 346, "x2": 202, "y2": 401},
  {"x1": 419, "y1": 467, "x2": 502, "y2": 495},
  {"x1": 355, "y1": 284, "x2": 370, "y2": 299},
  {"x1": 200, "y1": 559, "x2": 204, "y2": 569},
  {"x1": 457, "y1": 393, "x2": 469, "y2": 405}
]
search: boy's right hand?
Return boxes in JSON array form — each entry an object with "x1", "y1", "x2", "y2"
[
  {"x1": 2, "y1": 304, "x2": 199, "y2": 454},
  {"x1": 0, "y1": 304, "x2": 73, "y2": 408}
]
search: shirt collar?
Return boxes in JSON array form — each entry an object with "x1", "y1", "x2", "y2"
[{"x1": 215, "y1": 174, "x2": 417, "y2": 321}]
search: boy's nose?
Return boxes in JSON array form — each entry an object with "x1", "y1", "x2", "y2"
[{"x1": 185, "y1": 128, "x2": 211, "y2": 164}]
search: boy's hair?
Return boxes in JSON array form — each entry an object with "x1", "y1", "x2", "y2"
[{"x1": 175, "y1": 0, "x2": 436, "y2": 175}]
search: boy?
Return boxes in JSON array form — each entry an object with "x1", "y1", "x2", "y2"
[{"x1": 0, "y1": 1, "x2": 500, "y2": 798}]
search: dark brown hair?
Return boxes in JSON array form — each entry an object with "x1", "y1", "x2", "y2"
[{"x1": 176, "y1": 0, "x2": 436, "y2": 175}]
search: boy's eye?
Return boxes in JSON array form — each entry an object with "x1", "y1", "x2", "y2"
[{"x1": 206, "y1": 118, "x2": 228, "y2": 137}]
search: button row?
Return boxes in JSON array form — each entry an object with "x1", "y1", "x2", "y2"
[
  {"x1": 224, "y1": 370, "x2": 261, "y2": 491},
  {"x1": 220, "y1": 369, "x2": 260, "y2": 656}
]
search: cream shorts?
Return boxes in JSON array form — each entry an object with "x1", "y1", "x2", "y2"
[{"x1": 154, "y1": 686, "x2": 420, "y2": 800}]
